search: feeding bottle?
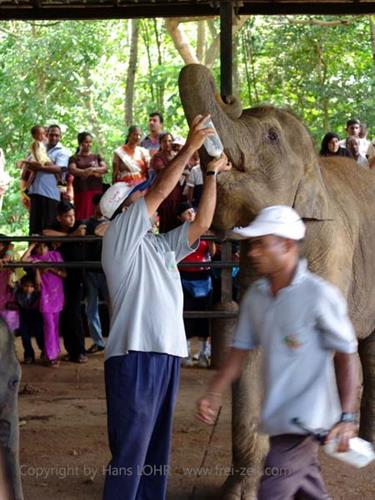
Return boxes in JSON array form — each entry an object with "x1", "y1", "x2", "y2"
[
  {"x1": 324, "y1": 437, "x2": 375, "y2": 468},
  {"x1": 203, "y1": 118, "x2": 224, "y2": 159}
]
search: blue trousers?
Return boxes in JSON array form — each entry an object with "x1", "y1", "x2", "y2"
[
  {"x1": 84, "y1": 271, "x2": 109, "y2": 348},
  {"x1": 103, "y1": 352, "x2": 180, "y2": 500}
]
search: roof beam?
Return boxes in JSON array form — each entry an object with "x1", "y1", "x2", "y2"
[{"x1": 0, "y1": 2, "x2": 374, "y2": 21}]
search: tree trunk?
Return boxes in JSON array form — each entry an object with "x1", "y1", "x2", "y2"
[
  {"x1": 141, "y1": 20, "x2": 156, "y2": 105},
  {"x1": 315, "y1": 41, "x2": 329, "y2": 131},
  {"x1": 153, "y1": 19, "x2": 165, "y2": 112},
  {"x1": 370, "y1": 16, "x2": 375, "y2": 65},
  {"x1": 125, "y1": 19, "x2": 139, "y2": 126},
  {"x1": 82, "y1": 72, "x2": 104, "y2": 151},
  {"x1": 205, "y1": 16, "x2": 250, "y2": 69},
  {"x1": 196, "y1": 20, "x2": 206, "y2": 62},
  {"x1": 165, "y1": 18, "x2": 199, "y2": 65}
]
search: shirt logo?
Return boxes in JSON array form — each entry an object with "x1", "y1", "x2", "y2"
[{"x1": 283, "y1": 334, "x2": 302, "y2": 349}]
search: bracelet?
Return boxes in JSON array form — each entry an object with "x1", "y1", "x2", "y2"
[
  {"x1": 339, "y1": 412, "x2": 357, "y2": 424},
  {"x1": 206, "y1": 170, "x2": 217, "y2": 177}
]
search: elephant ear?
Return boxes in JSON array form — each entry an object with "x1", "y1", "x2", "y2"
[{"x1": 293, "y1": 162, "x2": 333, "y2": 220}]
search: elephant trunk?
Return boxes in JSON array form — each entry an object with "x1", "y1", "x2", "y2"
[{"x1": 179, "y1": 64, "x2": 244, "y2": 168}]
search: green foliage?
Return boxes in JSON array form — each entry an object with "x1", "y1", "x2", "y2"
[
  {"x1": 237, "y1": 16, "x2": 375, "y2": 144},
  {"x1": 0, "y1": 16, "x2": 373, "y2": 235}
]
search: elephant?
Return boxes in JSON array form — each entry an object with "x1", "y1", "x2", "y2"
[
  {"x1": 0, "y1": 318, "x2": 23, "y2": 500},
  {"x1": 179, "y1": 63, "x2": 374, "y2": 499}
]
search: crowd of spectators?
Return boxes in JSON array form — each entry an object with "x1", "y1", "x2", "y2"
[
  {"x1": 3, "y1": 113, "x2": 373, "y2": 369},
  {"x1": 320, "y1": 118, "x2": 375, "y2": 169},
  {"x1": 0, "y1": 111, "x2": 232, "y2": 369}
]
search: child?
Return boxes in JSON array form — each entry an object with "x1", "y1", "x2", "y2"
[
  {"x1": 176, "y1": 202, "x2": 216, "y2": 368},
  {"x1": 15, "y1": 273, "x2": 44, "y2": 364},
  {"x1": 18, "y1": 125, "x2": 52, "y2": 207},
  {"x1": 22, "y1": 241, "x2": 66, "y2": 367},
  {"x1": 0, "y1": 235, "x2": 19, "y2": 332},
  {"x1": 29, "y1": 124, "x2": 50, "y2": 166}
]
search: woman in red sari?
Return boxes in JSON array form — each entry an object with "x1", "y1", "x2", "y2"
[
  {"x1": 112, "y1": 126, "x2": 149, "y2": 185},
  {"x1": 68, "y1": 132, "x2": 107, "y2": 220}
]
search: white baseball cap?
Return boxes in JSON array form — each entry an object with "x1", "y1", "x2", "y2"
[
  {"x1": 100, "y1": 173, "x2": 156, "y2": 220},
  {"x1": 231, "y1": 206, "x2": 305, "y2": 241}
]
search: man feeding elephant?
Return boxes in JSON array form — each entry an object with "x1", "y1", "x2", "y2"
[
  {"x1": 197, "y1": 206, "x2": 359, "y2": 499},
  {"x1": 98, "y1": 115, "x2": 231, "y2": 500}
]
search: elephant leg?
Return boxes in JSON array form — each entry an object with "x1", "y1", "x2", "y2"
[
  {"x1": 358, "y1": 332, "x2": 375, "y2": 443},
  {"x1": 221, "y1": 349, "x2": 268, "y2": 500},
  {"x1": 0, "y1": 445, "x2": 13, "y2": 500},
  {"x1": 0, "y1": 418, "x2": 23, "y2": 500}
]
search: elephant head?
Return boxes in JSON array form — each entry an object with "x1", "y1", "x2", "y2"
[{"x1": 179, "y1": 64, "x2": 332, "y2": 230}]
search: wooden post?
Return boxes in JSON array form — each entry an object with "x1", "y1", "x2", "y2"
[
  {"x1": 211, "y1": 240, "x2": 239, "y2": 369},
  {"x1": 220, "y1": 0, "x2": 233, "y2": 100}
]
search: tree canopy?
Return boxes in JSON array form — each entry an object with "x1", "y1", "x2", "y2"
[{"x1": 0, "y1": 15, "x2": 373, "y2": 234}]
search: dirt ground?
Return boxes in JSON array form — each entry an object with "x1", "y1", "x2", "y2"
[{"x1": 16, "y1": 338, "x2": 375, "y2": 500}]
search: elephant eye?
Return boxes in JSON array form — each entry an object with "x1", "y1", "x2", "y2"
[
  {"x1": 265, "y1": 128, "x2": 279, "y2": 144},
  {"x1": 8, "y1": 378, "x2": 19, "y2": 391}
]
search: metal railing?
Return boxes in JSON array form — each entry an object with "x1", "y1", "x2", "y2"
[{"x1": 0, "y1": 235, "x2": 239, "y2": 320}]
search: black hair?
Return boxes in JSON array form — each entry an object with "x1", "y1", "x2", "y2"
[
  {"x1": 125, "y1": 125, "x2": 141, "y2": 144},
  {"x1": 75, "y1": 131, "x2": 93, "y2": 154},
  {"x1": 159, "y1": 132, "x2": 174, "y2": 143},
  {"x1": 176, "y1": 201, "x2": 193, "y2": 217},
  {"x1": 92, "y1": 193, "x2": 102, "y2": 206},
  {"x1": 346, "y1": 118, "x2": 360, "y2": 128},
  {"x1": 319, "y1": 132, "x2": 340, "y2": 156},
  {"x1": 57, "y1": 200, "x2": 74, "y2": 215},
  {"x1": 31, "y1": 124, "x2": 44, "y2": 137},
  {"x1": 20, "y1": 273, "x2": 36, "y2": 287},
  {"x1": 47, "y1": 124, "x2": 62, "y2": 133},
  {"x1": 149, "y1": 112, "x2": 163, "y2": 124}
]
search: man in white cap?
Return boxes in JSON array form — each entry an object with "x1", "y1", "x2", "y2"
[
  {"x1": 99, "y1": 115, "x2": 230, "y2": 500},
  {"x1": 197, "y1": 205, "x2": 359, "y2": 499}
]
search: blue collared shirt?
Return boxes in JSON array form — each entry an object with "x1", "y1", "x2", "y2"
[
  {"x1": 232, "y1": 259, "x2": 357, "y2": 436},
  {"x1": 29, "y1": 142, "x2": 70, "y2": 201}
]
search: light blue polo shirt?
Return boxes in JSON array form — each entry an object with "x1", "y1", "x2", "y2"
[
  {"x1": 232, "y1": 259, "x2": 357, "y2": 436},
  {"x1": 29, "y1": 142, "x2": 70, "y2": 201},
  {"x1": 102, "y1": 197, "x2": 198, "y2": 361}
]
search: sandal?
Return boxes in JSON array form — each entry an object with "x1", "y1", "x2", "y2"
[{"x1": 49, "y1": 359, "x2": 60, "y2": 368}]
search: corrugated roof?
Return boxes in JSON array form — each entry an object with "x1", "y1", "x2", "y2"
[{"x1": 0, "y1": 1, "x2": 374, "y2": 20}]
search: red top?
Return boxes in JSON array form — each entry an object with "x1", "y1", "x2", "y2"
[{"x1": 181, "y1": 240, "x2": 211, "y2": 273}]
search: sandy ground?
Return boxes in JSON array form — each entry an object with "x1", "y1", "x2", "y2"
[{"x1": 16, "y1": 338, "x2": 375, "y2": 500}]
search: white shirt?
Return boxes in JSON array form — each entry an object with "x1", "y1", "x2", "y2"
[
  {"x1": 102, "y1": 197, "x2": 198, "y2": 361},
  {"x1": 339, "y1": 137, "x2": 370, "y2": 157},
  {"x1": 187, "y1": 165, "x2": 203, "y2": 187},
  {"x1": 232, "y1": 260, "x2": 357, "y2": 436}
]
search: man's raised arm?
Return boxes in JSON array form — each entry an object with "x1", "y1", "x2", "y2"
[
  {"x1": 187, "y1": 154, "x2": 231, "y2": 246},
  {"x1": 145, "y1": 115, "x2": 213, "y2": 217}
]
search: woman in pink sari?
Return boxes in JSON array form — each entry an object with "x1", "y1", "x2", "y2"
[{"x1": 22, "y1": 242, "x2": 66, "y2": 367}]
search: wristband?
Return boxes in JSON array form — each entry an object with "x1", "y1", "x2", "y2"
[
  {"x1": 206, "y1": 170, "x2": 217, "y2": 177},
  {"x1": 339, "y1": 412, "x2": 357, "y2": 424}
]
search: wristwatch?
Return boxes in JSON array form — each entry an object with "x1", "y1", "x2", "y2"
[
  {"x1": 206, "y1": 170, "x2": 218, "y2": 177},
  {"x1": 339, "y1": 412, "x2": 357, "y2": 424}
]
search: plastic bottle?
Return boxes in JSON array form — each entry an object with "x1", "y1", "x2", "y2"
[
  {"x1": 324, "y1": 437, "x2": 375, "y2": 468},
  {"x1": 203, "y1": 118, "x2": 224, "y2": 159}
]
